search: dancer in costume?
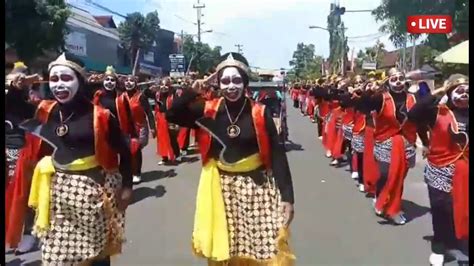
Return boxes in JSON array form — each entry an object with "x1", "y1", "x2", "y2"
[
  {"x1": 93, "y1": 66, "x2": 138, "y2": 150},
  {"x1": 360, "y1": 68, "x2": 429, "y2": 225},
  {"x1": 407, "y1": 74, "x2": 469, "y2": 266},
  {"x1": 166, "y1": 52, "x2": 295, "y2": 265},
  {"x1": 20, "y1": 53, "x2": 133, "y2": 265},
  {"x1": 5, "y1": 62, "x2": 41, "y2": 254},
  {"x1": 123, "y1": 75, "x2": 156, "y2": 183},
  {"x1": 155, "y1": 78, "x2": 180, "y2": 165}
]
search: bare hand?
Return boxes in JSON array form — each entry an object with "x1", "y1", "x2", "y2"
[
  {"x1": 422, "y1": 146, "x2": 430, "y2": 159},
  {"x1": 116, "y1": 187, "x2": 133, "y2": 211},
  {"x1": 432, "y1": 87, "x2": 446, "y2": 97},
  {"x1": 282, "y1": 202, "x2": 294, "y2": 226},
  {"x1": 150, "y1": 129, "x2": 156, "y2": 139},
  {"x1": 191, "y1": 79, "x2": 206, "y2": 93}
]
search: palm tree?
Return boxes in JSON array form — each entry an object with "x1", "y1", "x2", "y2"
[{"x1": 118, "y1": 11, "x2": 160, "y2": 68}]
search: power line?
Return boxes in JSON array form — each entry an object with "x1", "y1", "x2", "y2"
[
  {"x1": 347, "y1": 33, "x2": 386, "y2": 39},
  {"x1": 84, "y1": 0, "x2": 127, "y2": 19},
  {"x1": 174, "y1": 14, "x2": 195, "y2": 25}
]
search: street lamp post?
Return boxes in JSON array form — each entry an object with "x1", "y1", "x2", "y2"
[{"x1": 308, "y1": 25, "x2": 347, "y2": 75}]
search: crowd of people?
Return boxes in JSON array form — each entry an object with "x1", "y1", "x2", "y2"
[
  {"x1": 288, "y1": 69, "x2": 469, "y2": 266},
  {"x1": 4, "y1": 50, "x2": 469, "y2": 266},
  {"x1": 5, "y1": 52, "x2": 295, "y2": 265}
]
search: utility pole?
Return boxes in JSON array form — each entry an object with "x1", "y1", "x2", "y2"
[
  {"x1": 180, "y1": 30, "x2": 185, "y2": 54},
  {"x1": 235, "y1": 44, "x2": 243, "y2": 54},
  {"x1": 402, "y1": 33, "x2": 407, "y2": 71},
  {"x1": 193, "y1": 0, "x2": 205, "y2": 43},
  {"x1": 340, "y1": 25, "x2": 346, "y2": 75},
  {"x1": 411, "y1": 38, "x2": 416, "y2": 70}
]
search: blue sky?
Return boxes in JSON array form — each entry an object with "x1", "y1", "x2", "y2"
[{"x1": 71, "y1": 0, "x2": 400, "y2": 70}]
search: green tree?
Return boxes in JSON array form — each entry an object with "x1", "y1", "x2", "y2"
[
  {"x1": 118, "y1": 11, "x2": 160, "y2": 66},
  {"x1": 355, "y1": 41, "x2": 386, "y2": 70},
  {"x1": 372, "y1": 0, "x2": 469, "y2": 51},
  {"x1": 289, "y1": 43, "x2": 323, "y2": 80},
  {"x1": 182, "y1": 35, "x2": 222, "y2": 76},
  {"x1": 5, "y1": 0, "x2": 70, "y2": 65}
]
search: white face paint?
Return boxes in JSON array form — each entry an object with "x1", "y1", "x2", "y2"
[
  {"x1": 451, "y1": 84, "x2": 469, "y2": 108},
  {"x1": 220, "y1": 67, "x2": 244, "y2": 102},
  {"x1": 388, "y1": 73, "x2": 406, "y2": 93},
  {"x1": 125, "y1": 77, "x2": 136, "y2": 91},
  {"x1": 103, "y1": 75, "x2": 116, "y2": 91},
  {"x1": 49, "y1": 65, "x2": 79, "y2": 104}
]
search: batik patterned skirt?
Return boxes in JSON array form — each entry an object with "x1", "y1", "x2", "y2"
[
  {"x1": 374, "y1": 137, "x2": 416, "y2": 167},
  {"x1": 424, "y1": 162, "x2": 454, "y2": 193},
  {"x1": 351, "y1": 133, "x2": 365, "y2": 153},
  {"x1": 6, "y1": 148, "x2": 20, "y2": 184},
  {"x1": 217, "y1": 172, "x2": 293, "y2": 264},
  {"x1": 342, "y1": 124, "x2": 353, "y2": 141},
  {"x1": 40, "y1": 171, "x2": 125, "y2": 265}
]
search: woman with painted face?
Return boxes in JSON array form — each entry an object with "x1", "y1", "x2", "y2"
[
  {"x1": 155, "y1": 77, "x2": 181, "y2": 165},
  {"x1": 123, "y1": 75, "x2": 156, "y2": 184},
  {"x1": 359, "y1": 68, "x2": 429, "y2": 225},
  {"x1": 93, "y1": 67, "x2": 135, "y2": 134},
  {"x1": 20, "y1": 53, "x2": 133, "y2": 266},
  {"x1": 407, "y1": 74, "x2": 469, "y2": 266},
  {"x1": 166, "y1": 53, "x2": 295, "y2": 265}
]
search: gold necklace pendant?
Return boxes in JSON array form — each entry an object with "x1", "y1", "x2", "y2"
[
  {"x1": 55, "y1": 124, "x2": 69, "y2": 137},
  {"x1": 227, "y1": 124, "x2": 241, "y2": 138}
]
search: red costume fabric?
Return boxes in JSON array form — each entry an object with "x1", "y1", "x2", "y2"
[
  {"x1": 155, "y1": 93, "x2": 176, "y2": 161},
  {"x1": 178, "y1": 127, "x2": 190, "y2": 150},
  {"x1": 93, "y1": 90, "x2": 134, "y2": 136},
  {"x1": 374, "y1": 92, "x2": 417, "y2": 217},
  {"x1": 427, "y1": 105, "x2": 469, "y2": 239},
  {"x1": 373, "y1": 92, "x2": 417, "y2": 143},
  {"x1": 362, "y1": 125, "x2": 379, "y2": 195},
  {"x1": 330, "y1": 107, "x2": 346, "y2": 159},
  {"x1": 125, "y1": 91, "x2": 147, "y2": 132}
]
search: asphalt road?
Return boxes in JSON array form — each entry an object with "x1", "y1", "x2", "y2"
[{"x1": 7, "y1": 101, "x2": 448, "y2": 266}]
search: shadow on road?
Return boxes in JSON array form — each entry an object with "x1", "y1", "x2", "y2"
[
  {"x1": 7, "y1": 259, "x2": 41, "y2": 266},
  {"x1": 184, "y1": 147, "x2": 200, "y2": 156},
  {"x1": 180, "y1": 156, "x2": 200, "y2": 164},
  {"x1": 131, "y1": 185, "x2": 167, "y2": 205},
  {"x1": 377, "y1": 199, "x2": 430, "y2": 225},
  {"x1": 141, "y1": 169, "x2": 177, "y2": 183},
  {"x1": 285, "y1": 140, "x2": 304, "y2": 152},
  {"x1": 402, "y1": 199, "x2": 430, "y2": 222}
]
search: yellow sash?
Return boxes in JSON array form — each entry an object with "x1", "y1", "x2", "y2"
[
  {"x1": 192, "y1": 153, "x2": 263, "y2": 261},
  {"x1": 28, "y1": 155, "x2": 99, "y2": 235}
]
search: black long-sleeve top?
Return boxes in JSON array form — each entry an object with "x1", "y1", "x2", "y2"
[
  {"x1": 337, "y1": 92, "x2": 356, "y2": 109},
  {"x1": 5, "y1": 87, "x2": 37, "y2": 149},
  {"x1": 312, "y1": 87, "x2": 331, "y2": 100},
  {"x1": 166, "y1": 91, "x2": 294, "y2": 203},
  {"x1": 126, "y1": 90, "x2": 156, "y2": 131},
  {"x1": 407, "y1": 94, "x2": 469, "y2": 135},
  {"x1": 156, "y1": 91, "x2": 174, "y2": 113},
  {"x1": 25, "y1": 97, "x2": 133, "y2": 188},
  {"x1": 97, "y1": 89, "x2": 137, "y2": 139},
  {"x1": 359, "y1": 90, "x2": 430, "y2": 146}
]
